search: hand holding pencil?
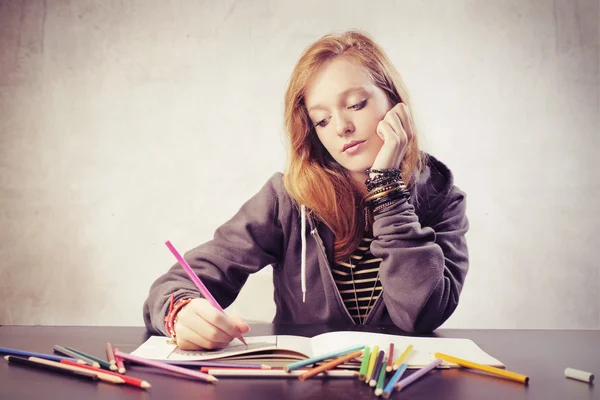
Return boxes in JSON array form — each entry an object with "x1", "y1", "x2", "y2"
[
  {"x1": 165, "y1": 241, "x2": 250, "y2": 351},
  {"x1": 174, "y1": 298, "x2": 250, "y2": 350}
]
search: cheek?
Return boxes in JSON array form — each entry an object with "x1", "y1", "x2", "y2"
[
  {"x1": 357, "y1": 113, "x2": 383, "y2": 137},
  {"x1": 315, "y1": 131, "x2": 336, "y2": 153}
]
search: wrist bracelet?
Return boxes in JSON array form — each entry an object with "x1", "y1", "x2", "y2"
[{"x1": 164, "y1": 294, "x2": 193, "y2": 344}]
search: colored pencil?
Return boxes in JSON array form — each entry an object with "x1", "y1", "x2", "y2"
[
  {"x1": 382, "y1": 364, "x2": 407, "y2": 399},
  {"x1": 114, "y1": 350, "x2": 217, "y2": 383},
  {"x1": 161, "y1": 360, "x2": 271, "y2": 369},
  {"x1": 165, "y1": 240, "x2": 247, "y2": 346},
  {"x1": 29, "y1": 357, "x2": 125, "y2": 385},
  {"x1": 298, "y1": 349, "x2": 363, "y2": 381},
  {"x1": 392, "y1": 344, "x2": 413, "y2": 370},
  {"x1": 113, "y1": 348, "x2": 126, "y2": 374},
  {"x1": 369, "y1": 350, "x2": 385, "y2": 387},
  {"x1": 358, "y1": 346, "x2": 372, "y2": 381},
  {"x1": 61, "y1": 360, "x2": 151, "y2": 389},
  {"x1": 375, "y1": 359, "x2": 387, "y2": 396},
  {"x1": 5, "y1": 355, "x2": 99, "y2": 382},
  {"x1": 53, "y1": 345, "x2": 100, "y2": 368},
  {"x1": 395, "y1": 358, "x2": 443, "y2": 391},
  {"x1": 386, "y1": 343, "x2": 395, "y2": 372},
  {"x1": 64, "y1": 346, "x2": 112, "y2": 370},
  {"x1": 365, "y1": 345, "x2": 379, "y2": 383},
  {"x1": 434, "y1": 352, "x2": 529, "y2": 384},
  {"x1": 284, "y1": 344, "x2": 365, "y2": 372},
  {"x1": 0, "y1": 346, "x2": 85, "y2": 364},
  {"x1": 202, "y1": 368, "x2": 358, "y2": 378},
  {"x1": 105, "y1": 343, "x2": 118, "y2": 371}
]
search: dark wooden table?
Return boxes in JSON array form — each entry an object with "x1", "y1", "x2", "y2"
[{"x1": 0, "y1": 324, "x2": 597, "y2": 399}]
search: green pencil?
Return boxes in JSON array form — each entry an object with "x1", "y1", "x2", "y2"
[
  {"x1": 53, "y1": 345, "x2": 100, "y2": 368},
  {"x1": 358, "y1": 346, "x2": 371, "y2": 381},
  {"x1": 64, "y1": 346, "x2": 112, "y2": 370},
  {"x1": 375, "y1": 360, "x2": 387, "y2": 396}
]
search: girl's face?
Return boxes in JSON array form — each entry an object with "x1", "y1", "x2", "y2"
[{"x1": 304, "y1": 56, "x2": 392, "y2": 180}]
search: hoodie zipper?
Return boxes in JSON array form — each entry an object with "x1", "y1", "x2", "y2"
[
  {"x1": 307, "y1": 223, "x2": 357, "y2": 325},
  {"x1": 363, "y1": 291, "x2": 384, "y2": 324}
]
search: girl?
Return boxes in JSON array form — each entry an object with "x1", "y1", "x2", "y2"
[{"x1": 143, "y1": 30, "x2": 469, "y2": 350}]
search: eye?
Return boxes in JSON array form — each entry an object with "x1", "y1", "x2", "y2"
[
  {"x1": 348, "y1": 99, "x2": 367, "y2": 110},
  {"x1": 315, "y1": 118, "x2": 329, "y2": 128}
]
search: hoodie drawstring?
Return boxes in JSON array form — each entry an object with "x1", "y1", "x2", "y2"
[{"x1": 301, "y1": 204, "x2": 307, "y2": 303}]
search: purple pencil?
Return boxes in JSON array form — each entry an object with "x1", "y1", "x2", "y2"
[
  {"x1": 114, "y1": 350, "x2": 217, "y2": 383},
  {"x1": 395, "y1": 358, "x2": 443, "y2": 391},
  {"x1": 164, "y1": 240, "x2": 248, "y2": 346}
]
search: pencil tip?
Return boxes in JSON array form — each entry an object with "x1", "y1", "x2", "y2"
[
  {"x1": 4, "y1": 355, "x2": 9, "y2": 361},
  {"x1": 142, "y1": 381, "x2": 151, "y2": 389}
]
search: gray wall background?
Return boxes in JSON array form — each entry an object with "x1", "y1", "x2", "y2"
[{"x1": 0, "y1": 0, "x2": 598, "y2": 329}]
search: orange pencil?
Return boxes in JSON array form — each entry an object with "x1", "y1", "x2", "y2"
[
  {"x1": 105, "y1": 343, "x2": 118, "y2": 372},
  {"x1": 61, "y1": 360, "x2": 151, "y2": 389},
  {"x1": 298, "y1": 350, "x2": 363, "y2": 381}
]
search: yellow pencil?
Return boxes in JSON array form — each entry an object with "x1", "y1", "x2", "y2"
[
  {"x1": 393, "y1": 344, "x2": 413, "y2": 370},
  {"x1": 365, "y1": 345, "x2": 379, "y2": 383},
  {"x1": 434, "y1": 352, "x2": 529, "y2": 384}
]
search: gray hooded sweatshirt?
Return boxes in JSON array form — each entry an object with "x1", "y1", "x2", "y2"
[{"x1": 143, "y1": 153, "x2": 469, "y2": 334}]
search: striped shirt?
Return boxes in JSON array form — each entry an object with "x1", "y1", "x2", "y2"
[{"x1": 332, "y1": 236, "x2": 383, "y2": 324}]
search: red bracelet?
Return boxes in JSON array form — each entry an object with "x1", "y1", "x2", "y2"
[{"x1": 164, "y1": 294, "x2": 193, "y2": 343}]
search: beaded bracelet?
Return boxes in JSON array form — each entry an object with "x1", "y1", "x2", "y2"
[
  {"x1": 164, "y1": 294, "x2": 193, "y2": 344},
  {"x1": 365, "y1": 168, "x2": 403, "y2": 191}
]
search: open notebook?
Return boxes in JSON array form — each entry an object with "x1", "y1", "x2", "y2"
[{"x1": 131, "y1": 331, "x2": 504, "y2": 369}]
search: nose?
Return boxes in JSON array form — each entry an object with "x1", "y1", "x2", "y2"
[{"x1": 335, "y1": 113, "x2": 354, "y2": 137}]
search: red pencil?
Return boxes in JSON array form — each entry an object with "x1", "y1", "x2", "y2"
[
  {"x1": 60, "y1": 360, "x2": 151, "y2": 389},
  {"x1": 113, "y1": 348, "x2": 126, "y2": 374},
  {"x1": 386, "y1": 343, "x2": 395, "y2": 372}
]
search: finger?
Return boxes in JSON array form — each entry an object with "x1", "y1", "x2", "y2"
[
  {"x1": 193, "y1": 298, "x2": 244, "y2": 340},
  {"x1": 399, "y1": 103, "x2": 414, "y2": 144},
  {"x1": 176, "y1": 324, "x2": 230, "y2": 350},
  {"x1": 384, "y1": 105, "x2": 405, "y2": 138},
  {"x1": 178, "y1": 308, "x2": 235, "y2": 345},
  {"x1": 229, "y1": 315, "x2": 251, "y2": 333},
  {"x1": 179, "y1": 301, "x2": 238, "y2": 343},
  {"x1": 376, "y1": 120, "x2": 402, "y2": 146}
]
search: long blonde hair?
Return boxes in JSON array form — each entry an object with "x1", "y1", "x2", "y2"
[{"x1": 283, "y1": 30, "x2": 424, "y2": 262}]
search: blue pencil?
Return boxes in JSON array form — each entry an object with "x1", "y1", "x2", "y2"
[
  {"x1": 284, "y1": 344, "x2": 365, "y2": 372},
  {"x1": 382, "y1": 363, "x2": 408, "y2": 399},
  {"x1": 0, "y1": 346, "x2": 84, "y2": 364}
]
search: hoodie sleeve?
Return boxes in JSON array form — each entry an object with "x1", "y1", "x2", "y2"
[
  {"x1": 369, "y1": 185, "x2": 469, "y2": 333},
  {"x1": 143, "y1": 174, "x2": 285, "y2": 335}
]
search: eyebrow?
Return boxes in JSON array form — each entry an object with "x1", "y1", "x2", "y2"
[{"x1": 307, "y1": 86, "x2": 368, "y2": 113}]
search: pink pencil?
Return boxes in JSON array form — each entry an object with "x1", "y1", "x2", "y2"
[
  {"x1": 114, "y1": 350, "x2": 217, "y2": 383},
  {"x1": 165, "y1": 240, "x2": 248, "y2": 346}
]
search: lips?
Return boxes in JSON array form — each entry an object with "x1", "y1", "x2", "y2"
[{"x1": 342, "y1": 140, "x2": 365, "y2": 152}]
